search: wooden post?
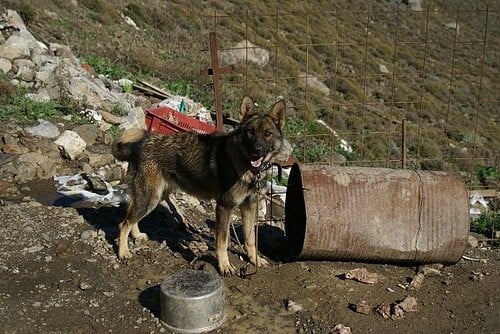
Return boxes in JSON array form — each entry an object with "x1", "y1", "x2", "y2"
[
  {"x1": 201, "y1": 32, "x2": 232, "y2": 133},
  {"x1": 209, "y1": 32, "x2": 223, "y2": 132},
  {"x1": 401, "y1": 119, "x2": 407, "y2": 169}
]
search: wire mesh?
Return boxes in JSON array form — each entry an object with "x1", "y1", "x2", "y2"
[{"x1": 201, "y1": 3, "x2": 499, "y2": 205}]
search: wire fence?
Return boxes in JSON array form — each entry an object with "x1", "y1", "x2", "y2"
[{"x1": 201, "y1": 4, "x2": 499, "y2": 195}]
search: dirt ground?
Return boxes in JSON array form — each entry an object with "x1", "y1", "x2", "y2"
[{"x1": 0, "y1": 178, "x2": 499, "y2": 334}]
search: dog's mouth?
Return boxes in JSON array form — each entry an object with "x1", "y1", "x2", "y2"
[{"x1": 250, "y1": 155, "x2": 264, "y2": 168}]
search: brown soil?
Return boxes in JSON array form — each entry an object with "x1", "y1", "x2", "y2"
[{"x1": 0, "y1": 183, "x2": 498, "y2": 334}]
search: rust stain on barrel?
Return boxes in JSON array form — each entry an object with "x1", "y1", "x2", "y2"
[{"x1": 285, "y1": 164, "x2": 469, "y2": 264}]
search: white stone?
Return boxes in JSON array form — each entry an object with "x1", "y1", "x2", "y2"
[
  {"x1": 379, "y1": 64, "x2": 390, "y2": 74},
  {"x1": 54, "y1": 130, "x2": 87, "y2": 160},
  {"x1": 24, "y1": 120, "x2": 60, "y2": 139},
  {"x1": 298, "y1": 73, "x2": 330, "y2": 96},
  {"x1": 119, "y1": 107, "x2": 146, "y2": 130},
  {"x1": 220, "y1": 40, "x2": 269, "y2": 66},
  {"x1": 0, "y1": 57, "x2": 12, "y2": 73},
  {"x1": 0, "y1": 36, "x2": 30, "y2": 60}
]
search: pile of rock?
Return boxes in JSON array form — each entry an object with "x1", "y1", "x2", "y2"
[
  {"x1": 0, "y1": 10, "x2": 147, "y2": 118},
  {"x1": 0, "y1": 9, "x2": 152, "y2": 184}
]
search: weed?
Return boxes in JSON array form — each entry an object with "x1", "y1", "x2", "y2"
[
  {"x1": 81, "y1": 55, "x2": 127, "y2": 79},
  {"x1": 0, "y1": 87, "x2": 56, "y2": 122},
  {"x1": 470, "y1": 212, "x2": 500, "y2": 238},
  {"x1": 111, "y1": 104, "x2": 128, "y2": 117},
  {"x1": 107, "y1": 125, "x2": 121, "y2": 138}
]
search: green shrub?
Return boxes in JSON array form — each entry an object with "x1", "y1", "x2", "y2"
[{"x1": 471, "y1": 212, "x2": 500, "y2": 237}]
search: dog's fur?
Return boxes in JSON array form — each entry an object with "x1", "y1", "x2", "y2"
[{"x1": 111, "y1": 96, "x2": 286, "y2": 275}]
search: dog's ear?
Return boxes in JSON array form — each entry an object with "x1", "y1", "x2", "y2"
[
  {"x1": 240, "y1": 96, "x2": 257, "y2": 122},
  {"x1": 269, "y1": 100, "x2": 286, "y2": 129}
]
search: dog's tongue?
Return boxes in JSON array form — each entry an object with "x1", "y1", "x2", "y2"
[{"x1": 251, "y1": 156, "x2": 264, "y2": 168}]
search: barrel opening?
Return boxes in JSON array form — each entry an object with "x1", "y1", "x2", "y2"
[{"x1": 285, "y1": 163, "x2": 306, "y2": 257}]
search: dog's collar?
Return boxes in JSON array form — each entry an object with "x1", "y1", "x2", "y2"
[{"x1": 260, "y1": 160, "x2": 272, "y2": 171}]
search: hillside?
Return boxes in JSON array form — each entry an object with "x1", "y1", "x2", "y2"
[{"x1": 1, "y1": 0, "x2": 499, "y2": 187}]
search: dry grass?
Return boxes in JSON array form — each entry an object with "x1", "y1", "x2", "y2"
[{"x1": 2, "y1": 0, "x2": 498, "y2": 186}]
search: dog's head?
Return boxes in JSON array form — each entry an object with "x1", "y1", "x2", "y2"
[{"x1": 238, "y1": 96, "x2": 286, "y2": 172}]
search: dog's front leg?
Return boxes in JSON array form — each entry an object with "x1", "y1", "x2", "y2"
[
  {"x1": 241, "y1": 196, "x2": 269, "y2": 268},
  {"x1": 215, "y1": 203, "x2": 236, "y2": 276}
]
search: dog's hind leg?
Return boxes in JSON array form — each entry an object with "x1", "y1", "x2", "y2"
[
  {"x1": 241, "y1": 195, "x2": 269, "y2": 268},
  {"x1": 118, "y1": 174, "x2": 164, "y2": 259}
]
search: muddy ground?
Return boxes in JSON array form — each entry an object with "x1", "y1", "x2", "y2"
[{"x1": 0, "y1": 178, "x2": 498, "y2": 334}]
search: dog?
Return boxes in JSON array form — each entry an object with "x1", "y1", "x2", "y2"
[{"x1": 111, "y1": 96, "x2": 286, "y2": 275}]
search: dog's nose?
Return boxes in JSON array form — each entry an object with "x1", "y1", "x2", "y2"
[{"x1": 253, "y1": 145, "x2": 264, "y2": 156}]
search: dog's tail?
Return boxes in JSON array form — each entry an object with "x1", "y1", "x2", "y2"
[{"x1": 111, "y1": 128, "x2": 147, "y2": 162}]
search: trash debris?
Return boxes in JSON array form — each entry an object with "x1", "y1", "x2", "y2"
[
  {"x1": 470, "y1": 271, "x2": 485, "y2": 282},
  {"x1": 469, "y1": 192, "x2": 489, "y2": 218},
  {"x1": 80, "y1": 108, "x2": 102, "y2": 123},
  {"x1": 407, "y1": 263, "x2": 444, "y2": 290},
  {"x1": 462, "y1": 255, "x2": 488, "y2": 262},
  {"x1": 408, "y1": 272, "x2": 425, "y2": 290},
  {"x1": 375, "y1": 296, "x2": 417, "y2": 320},
  {"x1": 330, "y1": 323, "x2": 352, "y2": 334},
  {"x1": 54, "y1": 173, "x2": 126, "y2": 206},
  {"x1": 375, "y1": 301, "x2": 392, "y2": 319},
  {"x1": 344, "y1": 268, "x2": 379, "y2": 284}
]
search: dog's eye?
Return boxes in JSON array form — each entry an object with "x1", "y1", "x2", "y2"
[
  {"x1": 264, "y1": 131, "x2": 273, "y2": 139},
  {"x1": 247, "y1": 129, "x2": 255, "y2": 137}
]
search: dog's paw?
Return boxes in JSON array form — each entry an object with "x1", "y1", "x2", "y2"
[
  {"x1": 118, "y1": 248, "x2": 132, "y2": 260},
  {"x1": 132, "y1": 232, "x2": 148, "y2": 242},
  {"x1": 219, "y1": 262, "x2": 237, "y2": 276}
]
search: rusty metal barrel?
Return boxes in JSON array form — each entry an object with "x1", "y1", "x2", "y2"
[{"x1": 285, "y1": 163, "x2": 469, "y2": 264}]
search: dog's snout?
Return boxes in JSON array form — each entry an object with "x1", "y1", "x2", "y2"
[{"x1": 252, "y1": 144, "x2": 264, "y2": 156}]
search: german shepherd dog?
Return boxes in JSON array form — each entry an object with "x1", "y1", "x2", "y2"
[{"x1": 111, "y1": 96, "x2": 286, "y2": 275}]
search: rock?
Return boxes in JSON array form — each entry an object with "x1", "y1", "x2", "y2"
[
  {"x1": 379, "y1": 64, "x2": 390, "y2": 74},
  {"x1": 376, "y1": 296, "x2": 417, "y2": 320},
  {"x1": 398, "y1": 296, "x2": 417, "y2": 313},
  {"x1": 408, "y1": 272, "x2": 425, "y2": 290},
  {"x1": 375, "y1": 301, "x2": 392, "y2": 319},
  {"x1": 88, "y1": 153, "x2": 115, "y2": 168},
  {"x1": 12, "y1": 162, "x2": 37, "y2": 183},
  {"x1": 0, "y1": 57, "x2": 12, "y2": 73},
  {"x1": 353, "y1": 300, "x2": 371, "y2": 315},
  {"x1": 468, "y1": 234, "x2": 479, "y2": 248},
  {"x1": 403, "y1": 0, "x2": 423, "y2": 11},
  {"x1": 344, "y1": 268, "x2": 379, "y2": 284},
  {"x1": 220, "y1": 40, "x2": 269, "y2": 66},
  {"x1": 3, "y1": 10, "x2": 28, "y2": 30},
  {"x1": 25, "y1": 92, "x2": 51, "y2": 102},
  {"x1": 285, "y1": 299, "x2": 303, "y2": 312},
  {"x1": 72, "y1": 124, "x2": 100, "y2": 146},
  {"x1": 81, "y1": 173, "x2": 109, "y2": 195},
  {"x1": 49, "y1": 43, "x2": 76, "y2": 62},
  {"x1": 298, "y1": 73, "x2": 330, "y2": 96},
  {"x1": 79, "y1": 282, "x2": 92, "y2": 290},
  {"x1": 443, "y1": 22, "x2": 459, "y2": 33},
  {"x1": 17, "y1": 152, "x2": 57, "y2": 178},
  {"x1": 119, "y1": 107, "x2": 146, "y2": 130},
  {"x1": 330, "y1": 324, "x2": 352, "y2": 334},
  {"x1": 54, "y1": 130, "x2": 86, "y2": 160},
  {"x1": 1, "y1": 134, "x2": 26, "y2": 154},
  {"x1": 24, "y1": 120, "x2": 60, "y2": 139},
  {"x1": 0, "y1": 35, "x2": 31, "y2": 60},
  {"x1": 80, "y1": 230, "x2": 98, "y2": 241},
  {"x1": 100, "y1": 110, "x2": 123, "y2": 125}
]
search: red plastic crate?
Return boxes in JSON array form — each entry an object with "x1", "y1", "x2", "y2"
[{"x1": 145, "y1": 106, "x2": 216, "y2": 135}]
